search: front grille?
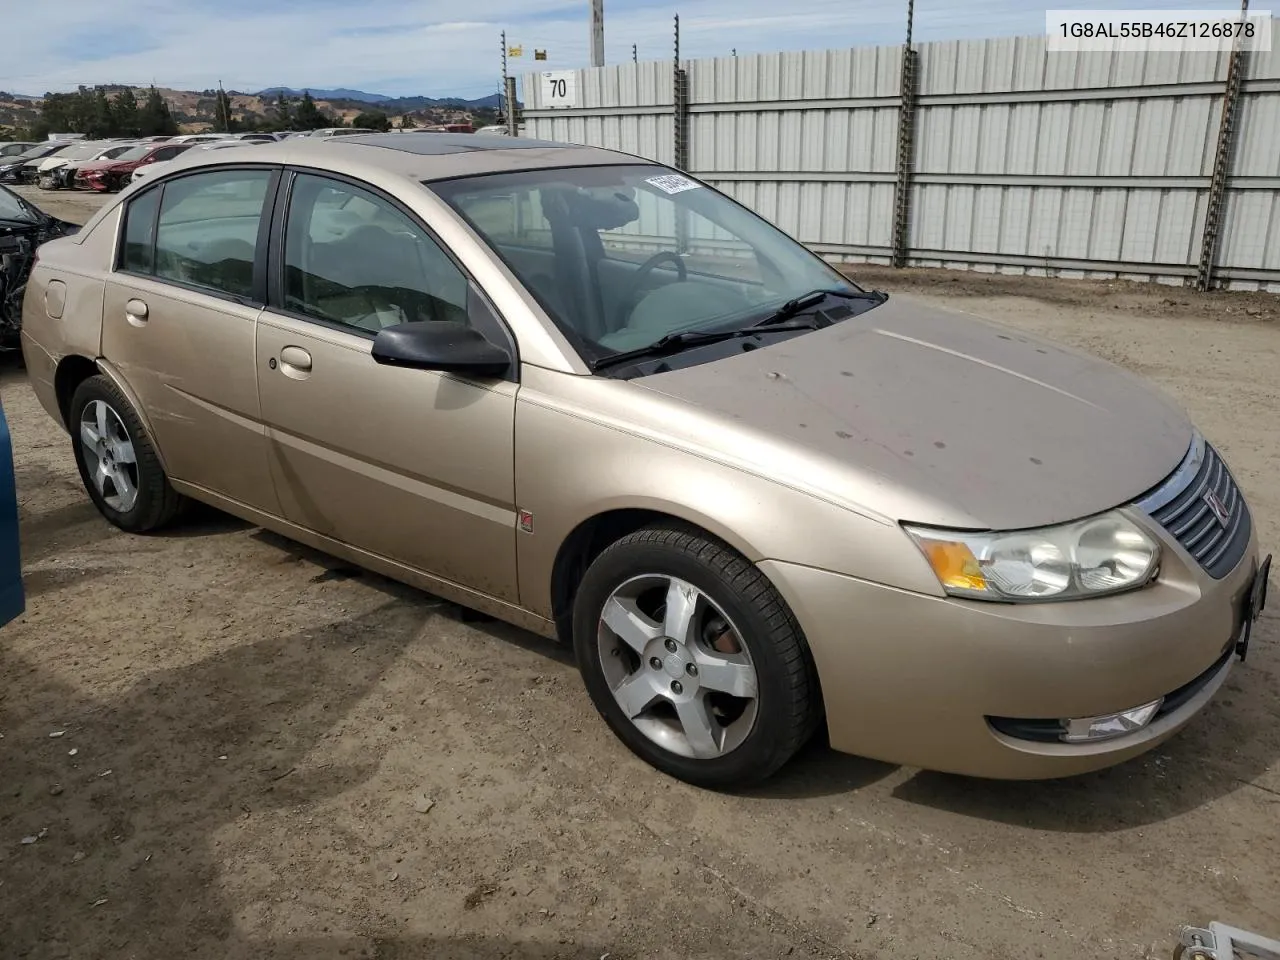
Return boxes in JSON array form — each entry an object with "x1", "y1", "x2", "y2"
[{"x1": 1137, "y1": 439, "x2": 1251, "y2": 580}]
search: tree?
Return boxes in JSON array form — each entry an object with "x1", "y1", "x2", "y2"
[
  {"x1": 353, "y1": 110, "x2": 391, "y2": 132},
  {"x1": 86, "y1": 87, "x2": 113, "y2": 138},
  {"x1": 293, "y1": 91, "x2": 328, "y2": 131},
  {"x1": 397, "y1": 113, "x2": 417, "y2": 129},
  {"x1": 270, "y1": 93, "x2": 293, "y2": 131},
  {"x1": 111, "y1": 88, "x2": 140, "y2": 136},
  {"x1": 213, "y1": 87, "x2": 236, "y2": 132},
  {"x1": 139, "y1": 86, "x2": 179, "y2": 136}
]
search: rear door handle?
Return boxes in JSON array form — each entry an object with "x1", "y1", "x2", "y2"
[
  {"x1": 125, "y1": 298, "x2": 149, "y2": 327},
  {"x1": 278, "y1": 345, "x2": 313, "y2": 379}
]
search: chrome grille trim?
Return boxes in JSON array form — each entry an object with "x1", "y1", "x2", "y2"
[{"x1": 1135, "y1": 432, "x2": 1251, "y2": 580}]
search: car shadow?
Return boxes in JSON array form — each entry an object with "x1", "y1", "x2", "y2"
[
  {"x1": 889, "y1": 658, "x2": 1280, "y2": 832},
  {"x1": 250, "y1": 526, "x2": 576, "y2": 669},
  {"x1": 235, "y1": 933, "x2": 623, "y2": 959},
  {"x1": 0, "y1": 596, "x2": 427, "y2": 958}
]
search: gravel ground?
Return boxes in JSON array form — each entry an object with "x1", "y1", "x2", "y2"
[{"x1": 1, "y1": 187, "x2": 1277, "y2": 960}]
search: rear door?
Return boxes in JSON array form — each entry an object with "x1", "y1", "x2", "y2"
[{"x1": 101, "y1": 165, "x2": 283, "y2": 514}]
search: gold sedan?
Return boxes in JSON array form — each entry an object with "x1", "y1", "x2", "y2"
[{"x1": 20, "y1": 134, "x2": 1271, "y2": 787}]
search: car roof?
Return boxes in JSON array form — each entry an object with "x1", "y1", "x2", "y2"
[{"x1": 138, "y1": 132, "x2": 653, "y2": 184}]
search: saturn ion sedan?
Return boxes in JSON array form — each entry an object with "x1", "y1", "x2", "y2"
[{"x1": 21, "y1": 134, "x2": 1271, "y2": 787}]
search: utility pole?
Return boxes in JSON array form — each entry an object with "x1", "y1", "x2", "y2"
[
  {"x1": 891, "y1": 0, "x2": 919, "y2": 268},
  {"x1": 590, "y1": 0, "x2": 605, "y2": 67},
  {"x1": 500, "y1": 30, "x2": 508, "y2": 124},
  {"x1": 1197, "y1": 0, "x2": 1251, "y2": 291},
  {"x1": 632, "y1": 43, "x2": 638, "y2": 63}
]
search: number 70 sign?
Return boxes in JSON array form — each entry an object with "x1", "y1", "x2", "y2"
[{"x1": 539, "y1": 71, "x2": 578, "y2": 108}]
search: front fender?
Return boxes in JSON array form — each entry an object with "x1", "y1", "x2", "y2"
[{"x1": 513, "y1": 368, "x2": 944, "y2": 620}]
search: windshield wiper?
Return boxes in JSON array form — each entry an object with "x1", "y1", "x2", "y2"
[
  {"x1": 590, "y1": 320, "x2": 823, "y2": 372},
  {"x1": 745, "y1": 286, "x2": 887, "y2": 331}
]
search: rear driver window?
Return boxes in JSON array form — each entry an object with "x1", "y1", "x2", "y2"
[{"x1": 153, "y1": 169, "x2": 272, "y2": 300}]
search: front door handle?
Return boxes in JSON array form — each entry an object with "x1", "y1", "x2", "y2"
[
  {"x1": 125, "y1": 298, "x2": 149, "y2": 327},
  {"x1": 278, "y1": 345, "x2": 313, "y2": 380}
]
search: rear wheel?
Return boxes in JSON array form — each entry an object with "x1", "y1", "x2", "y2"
[
  {"x1": 573, "y1": 523, "x2": 822, "y2": 788},
  {"x1": 69, "y1": 375, "x2": 184, "y2": 533}
]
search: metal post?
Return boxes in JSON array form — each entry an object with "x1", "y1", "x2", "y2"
[
  {"x1": 673, "y1": 14, "x2": 690, "y2": 253},
  {"x1": 590, "y1": 0, "x2": 605, "y2": 67},
  {"x1": 891, "y1": 0, "x2": 918, "y2": 268},
  {"x1": 504, "y1": 76, "x2": 518, "y2": 136},
  {"x1": 673, "y1": 14, "x2": 689, "y2": 171},
  {"x1": 500, "y1": 31, "x2": 508, "y2": 125},
  {"x1": 1196, "y1": 0, "x2": 1251, "y2": 292}
]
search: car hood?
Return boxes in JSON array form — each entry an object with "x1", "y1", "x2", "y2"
[{"x1": 637, "y1": 295, "x2": 1192, "y2": 530}]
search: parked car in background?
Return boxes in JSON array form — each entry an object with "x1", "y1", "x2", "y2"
[
  {"x1": 1, "y1": 182, "x2": 77, "y2": 343},
  {"x1": 33, "y1": 139, "x2": 128, "y2": 190},
  {"x1": 44, "y1": 141, "x2": 140, "y2": 190},
  {"x1": 0, "y1": 142, "x2": 37, "y2": 158},
  {"x1": 168, "y1": 134, "x2": 235, "y2": 145},
  {"x1": 474, "y1": 125, "x2": 511, "y2": 136},
  {"x1": 131, "y1": 138, "x2": 261, "y2": 184},
  {"x1": 304, "y1": 128, "x2": 376, "y2": 138},
  {"x1": 0, "y1": 141, "x2": 73, "y2": 183},
  {"x1": 18, "y1": 134, "x2": 1270, "y2": 789},
  {"x1": 232, "y1": 133, "x2": 279, "y2": 142},
  {"x1": 76, "y1": 142, "x2": 193, "y2": 192}
]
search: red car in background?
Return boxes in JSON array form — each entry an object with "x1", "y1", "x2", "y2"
[{"x1": 76, "y1": 142, "x2": 193, "y2": 192}]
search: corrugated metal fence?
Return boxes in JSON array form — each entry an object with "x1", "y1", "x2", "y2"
[{"x1": 522, "y1": 33, "x2": 1280, "y2": 290}]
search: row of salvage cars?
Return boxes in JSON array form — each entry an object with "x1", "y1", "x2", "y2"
[{"x1": 0, "y1": 133, "x2": 278, "y2": 193}]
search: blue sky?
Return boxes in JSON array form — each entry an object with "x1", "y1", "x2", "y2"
[{"x1": 2, "y1": 0, "x2": 1236, "y2": 99}]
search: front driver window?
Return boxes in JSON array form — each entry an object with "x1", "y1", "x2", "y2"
[{"x1": 283, "y1": 174, "x2": 469, "y2": 334}]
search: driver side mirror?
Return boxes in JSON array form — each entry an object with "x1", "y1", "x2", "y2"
[{"x1": 371, "y1": 321, "x2": 511, "y2": 377}]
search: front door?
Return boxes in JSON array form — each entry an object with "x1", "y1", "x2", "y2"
[
  {"x1": 255, "y1": 172, "x2": 519, "y2": 600},
  {"x1": 101, "y1": 166, "x2": 280, "y2": 515}
]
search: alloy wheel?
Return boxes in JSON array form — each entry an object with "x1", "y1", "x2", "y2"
[
  {"x1": 596, "y1": 574, "x2": 760, "y2": 760},
  {"x1": 79, "y1": 399, "x2": 139, "y2": 512}
]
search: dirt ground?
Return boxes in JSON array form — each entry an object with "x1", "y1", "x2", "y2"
[{"x1": 1, "y1": 187, "x2": 1277, "y2": 960}]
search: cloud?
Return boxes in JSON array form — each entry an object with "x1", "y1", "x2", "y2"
[{"x1": 0, "y1": 0, "x2": 1236, "y2": 99}]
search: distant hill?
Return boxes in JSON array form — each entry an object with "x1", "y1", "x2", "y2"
[
  {"x1": 0, "y1": 84, "x2": 503, "y2": 135},
  {"x1": 257, "y1": 88, "x2": 503, "y2": 112},
  {"x1": 258, "y1": 87, "x2": 391, "y2": 103}
]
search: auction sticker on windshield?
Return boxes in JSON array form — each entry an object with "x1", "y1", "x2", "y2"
[{"x1": 646, "y1": 173, "x2": 701, "y2": 194}]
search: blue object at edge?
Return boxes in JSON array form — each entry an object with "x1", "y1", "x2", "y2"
[{"x1": 0, "y1": 392, "x2": 24, "y2": 627}]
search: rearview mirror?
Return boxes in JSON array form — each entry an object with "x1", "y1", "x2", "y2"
[{"x1": 371, "y1": 321, "x2": 511, "y2": 377}]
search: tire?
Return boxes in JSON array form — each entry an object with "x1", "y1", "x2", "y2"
[
  {"x1": 69, "y1": 375, "x2": 185, "y2": 533},
  {"x1": 572, "y1": 523, "x2": 822, "y2": 788}
]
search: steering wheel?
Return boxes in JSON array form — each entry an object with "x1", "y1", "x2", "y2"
[{"x1": 614, "y1": 251, "x2": 688, "y2": 330}]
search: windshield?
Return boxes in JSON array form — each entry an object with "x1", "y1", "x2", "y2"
[
  {"x1": 0, "y1": 184, "x2": 36, "y2": 223},
  {"x1": 11, "y1": 143, "x2": 60, "y2": 163},
  {"x1": 59, "y1": 142, "x2": 109, "y2": 160},
  {"x1": 429, "y1": 164, "x2": 865, "y2": 361},
  {"x1": 114, "y1": 145, "x2": 150, "y2": 162}
]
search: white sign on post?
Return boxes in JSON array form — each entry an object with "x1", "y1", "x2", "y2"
[{"x1": 540, "y1": 71, "x2": 578, "y2": 108}]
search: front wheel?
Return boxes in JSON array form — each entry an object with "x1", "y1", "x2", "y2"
[
  {"x1": 69, "y1": 375, "x2": 185, "y2": 533},
  {"x1": 572, "y1": 524, "x2": 822, "y2": 788}
]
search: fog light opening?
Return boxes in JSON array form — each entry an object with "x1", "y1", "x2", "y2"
[{"x1": 1060, "y1": 698, "x2": 1163, "y2": 743}]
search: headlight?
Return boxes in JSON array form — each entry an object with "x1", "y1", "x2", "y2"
[{"x1": 905, "y1": 511, "x2": 1159, "y2": 602}]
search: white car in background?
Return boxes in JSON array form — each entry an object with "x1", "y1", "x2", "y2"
[
  {"x1": 37, "y1": 140, "x2": 140, "y2": 190},
  {"x1": 130, "y1": 139, "x2": 260, "y2": 184}
]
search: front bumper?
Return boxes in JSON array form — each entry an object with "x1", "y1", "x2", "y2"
[{"x1": 761, "y1": 519, "x2": 1263, "y2": 779}]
